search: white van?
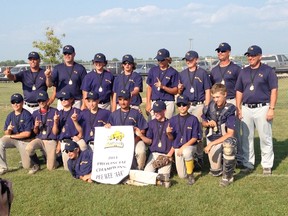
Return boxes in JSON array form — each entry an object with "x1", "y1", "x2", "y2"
[{"x1": 10, "y1": 64, "x2": 30, "y2": 74}]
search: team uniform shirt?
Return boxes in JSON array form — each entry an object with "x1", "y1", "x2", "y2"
[
  {"x1": 146, "y1": 119, "x2": 172, "y2": 154},
  {"x1": 68, "y1": 149, "x2": 93, "y2": 179},
  {"x1": 52, "y1": 62, "x2": 87, "y2": 100},
  {"x1": 81, "y1": 70, "x2": 114, "y2": 104},
  {"x1": 32, "y1": 107, "x2": 58, "y2": 140},
  {"x1": 108, "y1": 108, "x2": 148, "y2": 130},
  {"x1": 179, "y1": 67, "x2": 211, "y2": 102},
  {"x1": 202, "y1": 101, "x2": 236, "y2": 141},
  {"x1": 14, "y1": 68, "x2": 47, "y2": 103},
  {"x1": 146, "y1": 66, "x2": 179, "y2": 101},
  {"x1": 235, "y1": 64, "x2": 278, "y2": 103},
  {"x1": 78, "y1": 108, "x2": 111, "y2": 143},
  {"x1": 169, "y1": 114, "x2": 200, "y2": 148},
  {"x1": 4, "y1": 109, "x2": 33, "y2": 135},
  {"x1": 57, "y1": 107, "x2": 81, "y2": 140},
  {"x1": 210, "y1": 62, "x2": 241, "y2": 99},
  {"x1": 113, "y1": 72, "x2": 143, "y2": 106}
]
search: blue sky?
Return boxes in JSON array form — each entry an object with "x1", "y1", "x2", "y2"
[{"x1": 1, "y1": 0, "x2": 288, "y2": 61}]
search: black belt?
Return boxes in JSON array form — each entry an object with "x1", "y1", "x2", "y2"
[
  {"x1": 227, "y1": 97, "x2": 235, "y2": 100},
  {"x1": 243, "y1": 103, "x2": 269, "y2": 108},
  {"x1": 24, "y1": 101, "x2": 39, "y2": 108},
  {"x1": 190, "y1": 101, "x2": 204, "y2": 106},
  {"x1": 88, "y1": 141, "x2": 94, "y2": 145}
]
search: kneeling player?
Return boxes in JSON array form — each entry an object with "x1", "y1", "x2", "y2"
[{"x1": 202, "y1": 83, "x2": 237, "y2": 187}]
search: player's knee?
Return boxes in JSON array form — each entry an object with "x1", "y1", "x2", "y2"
[{"x1": 223, "y1": 137, "x2": 237, "y2": 160}]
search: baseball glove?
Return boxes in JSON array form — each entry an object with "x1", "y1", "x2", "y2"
[{"x1": 152, "y1": 155, "x2": 172, "y2": 169}]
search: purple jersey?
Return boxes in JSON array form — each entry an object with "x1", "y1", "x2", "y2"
[
  {"x1": 113, "y1": 72, "x2": 143, "y2": 106},
  {"x1": 108, "y1": 108, "x2": 148, "y2": 130},
  {"x1": 235, "y1": 64, "x2": 278, "y2": 103},
  {"x1": 81, "y1": 70, "x2": 114, "y2": 104},
  {"x1": 58, "y1": 107, "x2": 81, "y2": 140},
  {"x1": 146, "y1": 66, "x2": 179, "y2": 101},
  {"x1": 210, "y1": 62, "x2": 240, "y2": 99},
  {"x1": 202, "y1": 101, "x2": 236, "y2": 141},
  {"x1": 14, "y1": 68, "x2": 47, "y2": 103},
  {"x1": 179, "y1": 67, "x2": 211, "y2": 102},
  {"x1": 146, "y1": 119, "x2": 172, "y2": 154},
  {"x1": 52, "y1": 62, "x2": 87, "y2": 100},
  {"x1": 169, "y1": 114, "x2": 200, "y2": 148},
  {"x1": 32, "y1": 107, "x2": 58, "y2": 140},
  {"x1": 4, "y1": 109, "x2": 33, "y2": 134},
  {"x1": 79, "y1": 108, "x2": 111, "y2": 143},
  {"x1": 68, "y1": 149, "x2": 93, "y2": 178}
]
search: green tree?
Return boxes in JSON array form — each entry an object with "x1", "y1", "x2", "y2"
[{"x1": 32, "y1": 27, "x2": 65, "y2": 64}]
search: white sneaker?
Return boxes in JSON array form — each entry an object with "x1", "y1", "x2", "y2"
[
  {"x1": 0, "y1": 169, "x2": 7, "y2": 175},
  {"x1": 28, "y1": 165, "x2": 40, "y2": 175}
]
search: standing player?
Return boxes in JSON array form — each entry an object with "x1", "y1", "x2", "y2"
[
  {"x1": 46, "y1": 45, "x2": 87, "y2": 110},
  {"x1": 202, "y1": 84, "x2": 237, "y2": 186},
  {"x1": 210, "y1": 42, "x2": 242, "y2": 167},
  {"x1": 236, "y1": 45, "x2": 278, "y2": 175},
  {"x1": 53, "y1": 90, "x2": 86, "y2": 170},
  {"x1": 0, "y1": 93, "x2": 33, "y2": 174},
  {"x1": 4, "y1": 52, "x2": 50, "y2": 113},
  {"x1": 166, "y1": 95, "x2": 200, "y2": 185},
  {"x1": 25, "y1": 91, "x2": 59, "y2": 174},
  {"x1": 146, "y1": 48, "x2": 179, "y2": 119},
  {"x1": 81, "y1": 53, "x2": 114, "y2": 111},
  {"x1": 106, "y1": 90, "x2": 148, "y2": 170},
  {"x1": 78, "y1": 91, "x2": 111, "y2": 151},
  {"x1": 112, "y1": 54, "x2": 143, "y2": 111},
  {"x1": 178, "y1": 50, "x2": 211, "y2": 170},
  {"x1": 135, "y1": 100, "x2": 174, "y2": 181}
]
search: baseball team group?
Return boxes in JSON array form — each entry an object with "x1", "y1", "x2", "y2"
[{"x1": 0, "y1": 42, "x2": 278, "y2": 188}]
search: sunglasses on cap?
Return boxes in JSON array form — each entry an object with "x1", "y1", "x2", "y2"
[
  {"x1": 176, "y1": 102, "x2": 188, "y2": 107},
  {"x1": 37, "y1": 100, "x2": 47, "y2": 103},
  {"x1": 123, "y1": 62, "x2": 132, "y2": 65},
  {"x1": 64, "y1": 149, "x2": 77, "y2": 154},
  {"x1": 11, "y1": 101, "x2": 22, "y2": 105}
]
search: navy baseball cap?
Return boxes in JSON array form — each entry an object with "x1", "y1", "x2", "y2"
[
  {"x1": 155, "y1": 48, "x2": 170, "y2": 61},
  {"x1": 118, "y1": 90, "x2": 131, "y2": 99},
  {"x1": 93, "y1": 53, "x2": 107, "y2": 63},
  {"x1": 57, "y1": 90, "x2": 72, "y2": 100},
  {"x1": 37, "y1": 91, "x2": 49, "y2": 101},
  {"x1": 176, "y1": 95, "x2": 189, "y2": 106},
  {"x1": 244, "y1": 45, "x2": 262, "y2": 56},
  {"x1": 215, "y1": 43, "x2": 231, "y2": 52},
  {"x1": 152, "y1": 100, "x2": 166, "y2": 112},
  {"x1": 86, "y1": 91, "x2": 99, "y2": 100},
  {"x1": 63, "y1": 140, "x2": 79, "y2": 152},
  {"x1": 28, "y1": 52, "x2": 40, "y2": 60},
  {"x1": 182, "y1": 50, "x2": 199, "y2": 61},
  {"x1": 122, "y1": 54, "x2": 134, "y2": 64},
  {"x1": 63, "y1": 45, "x2": 75, "y2": 54},
  {"x1": 10, "y1": 93, "x2": 23, "y2": 103}
]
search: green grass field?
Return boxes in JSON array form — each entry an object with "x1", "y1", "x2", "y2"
[{"x1": 0, "y1": 80, "x2": 288, "y2": 216}]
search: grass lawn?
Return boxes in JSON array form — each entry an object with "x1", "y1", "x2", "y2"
[{"x1": 0, "y1": 79, "x2": 288, "y2": 216}]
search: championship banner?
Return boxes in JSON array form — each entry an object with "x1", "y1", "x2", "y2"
[{"x1": 91, "y1": 125, "x2": 135, "y2": 184}]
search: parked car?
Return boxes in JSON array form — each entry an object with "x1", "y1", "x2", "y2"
[
  {"x1": 197, "y1": 60, "x2": 210, "y2": 71},
  {"x1": 134, "y1": 63, "x2": 157, "y2": 74},
  {"x1": 261, "y1": 54, "x2": 288, "y2": 72},
  {"x1": 106, "y1": 62, "x2": 122, "y2": 75},
  {"x1": 10, "y1": 64, "x2": 30, "y2": 74}
]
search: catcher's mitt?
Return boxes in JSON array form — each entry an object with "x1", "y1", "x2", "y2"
[{"x1": 152, "y1": 155, "x2": 173, "y2": 169}]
